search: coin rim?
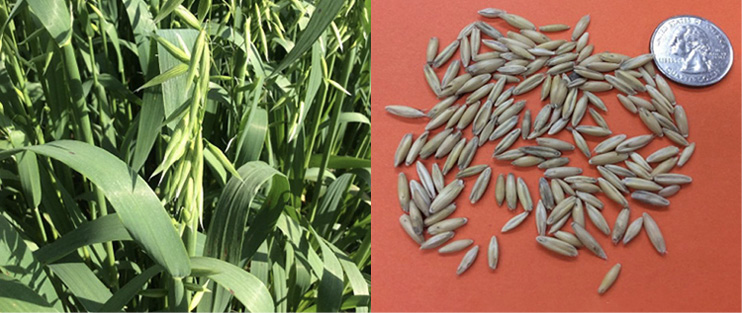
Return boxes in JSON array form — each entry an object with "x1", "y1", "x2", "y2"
[{"x1": 650, "y1": 15, "x2": 734, "y2": 87}]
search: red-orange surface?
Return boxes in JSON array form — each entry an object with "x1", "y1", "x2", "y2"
[{"x1": 370, "y1": 0, "x2": 741, "y2": 311}]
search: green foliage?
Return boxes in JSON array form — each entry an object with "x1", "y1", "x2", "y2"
[{"x1": 0, "y1": 0, "x2": 370, "y2": 311}]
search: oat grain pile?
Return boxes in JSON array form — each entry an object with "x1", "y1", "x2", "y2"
[{"x1": 388, "y1": 8, "x2": 695, "y2": 295}]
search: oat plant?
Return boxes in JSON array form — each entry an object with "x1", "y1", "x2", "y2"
[{"x1": 0, "y1": 0, "x2": 370, "y2": 311}]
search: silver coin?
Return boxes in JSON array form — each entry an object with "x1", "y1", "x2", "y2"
[{"x1": 650, "y1": 15, "x2": 733, "y2": 86}]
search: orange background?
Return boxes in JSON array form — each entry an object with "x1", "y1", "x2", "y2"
[{"x1": 370, "y1": 0, "x2": 741, "y2": 311}]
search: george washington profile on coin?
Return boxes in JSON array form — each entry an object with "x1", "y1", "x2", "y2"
[{"x1": 669, "y1": 24, "x2": 712, "y2": 74}]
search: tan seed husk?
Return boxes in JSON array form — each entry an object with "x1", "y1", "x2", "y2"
[
  {"x1": 598, "y1": 177, "x2": 628, "y2": 206},
  {"x1": 579, "y1": 81, "x2": 613, "y2": 92},
  {"x1": 540, "y1": 74, "x2": 552, "y2": 100},
  {"x1": 386, "y1": 105, "x2": 426, "y2": 119},
  {"x1": 498, "y1": 64, "x2": 528, "y2": 75},
  {"x1": 536, "y1": 39, "x2": 567, "y2": 50},
  {"x1": 496, "y1": 100, "x2": 527, "y2": 124},
  {"x1": 416, "y1": 161, "x2": 436, "y2": 198},
  {"x1": 586, "y1": 61, "x2": 621, "y2": 72},
  {"x1": 583, "y1": 90, "x2": 607, "y2": 111},
  {"x1": 572, "y1": 222, "x2": 607, "y2": 259},
  {"x1": 531, "y1": 105, "x2": 553, "y2": 137},
  {"x1": 458, "y1": 136, "x2": 479, "y2": 169},
  {"x1": 674, "y1": 105, "x2": 689, "y2": 137},
  {"x1": 470, "y1": 167, "x2": 492, "y2": 204},
  {"x1": 394, "y1": 133, "x2": 413, "y2": 167},
  {"x1": 435, "y1": 130, "x2": 463, "y2": 159},
  {"x1": 479, "y1": 118, "x2": 498, "y2": 147},
  {"x1": 429, "y1": 179, "x2": 465, "y2": 213},
  {"x1": 428, "y1": 96, "x2": 458, "y2": 118},
  {"x1": 537, "y1": 138, "x2": 575, "y2": 151},
  {"x1": 646, "y1": 146, "x2": 680, "y2": 163},
  {"x1": 406, "y1": 132, "x2": 429, "y2": 166},
  {"x1": 620, "y1": 53, "x2": 654, "y2": 70},
  {"x1": 623, "y1": 177, "x2": 663, "y2": 191},
  {"x1": 572, "y1": 129, "x2": 591, "y2": 159},
  {"x1": 426, "y1": 105, "x2": 457, "y2": 131},
  {"x1": 545, "y1": 167, "x2": 583, "y2": 178},
  {"x1": 517, "y1": 177, "x2": 533, "y2": 211},
  {"x1": 617, "y1": 69, "x2": 648, "y2": 92},
  {"x1": 443, "y1": 138, "x2": 466, "y2": 175},
  {"x1": 420, "y1": 128, "x2": 453, "y2": 159},
  {"x1": 564, "y1": 176, "x2": 598, "y2": 184},
  {"x1": 433, "y1": 39, "x2": 460, "y2": 68},
  {"x1": 439, "y1": 239, "x2": 474, "y2": 254},
  {"x1": 420, "y1": 231, "x2": 455, "y2": 250},
  {"x1": 494, "y1": 128, "x2": 522, "y2": 155},
  {"x1": 521, "y1": 29, "x2": 550, "y2": 43},
  {"x1": 577, "y1": 44, "x2": 594, "y2": 63},
  {"x1": 654, "y1": 173, "x2": 692, "y2": 185},
  {"x1": 575, "y1": 125, "x2": 612, "y2": 137},
  {"x1": 658, "y1": 184, "x2": 681, "y2": 197},
  {"x1": 598, "y1": 264, "x2": 622, "y2": 295},
  {"x1": 428, "y1": 217, "x2": 468, "y2": 235},
  {"x1": 535, "y1": 200, "x2": 548, "y2": 235},
  {"x1": 400, "y1": 214, "x2": 425, "y2": 245},
  {"x1": 589, "y1": 152, "x2": 629, "y2": 166},
  {"x1": 512, "y1": 155, "x2": 545, "y2": 167},
  {"x1": 586, "y1": 203, "x2": 611, "y2": 235},
  {"x1": 572, "y1": 199, "x2": 585, "y2": 227},
  {"x1": 575, "y1": 66, "x2": 606, "y2": 81},
  {"x1": 536, "y1": 236, "x2": 578, "y2": 257},
  {"x1": 505, "y1": 173, "x2": 517, "y2": 210},
  {"x1": 663, "y1": 128, "x2": 689, "y2": 146},
  {"x1": 538, "y1": 178, "x2": 555, "y2": 210},
  {"x1": 555, "y1": 231, "x2": 583, "y2": 248},
  {"x1": 513, "y1": 73, "x2": 545, "y2": 95},
  {"x1": 650, "y1": 156, "x2": 678, "y2": 177},
  {"x1": 551, "y1": 178, "x2": 566, "y2": 204},
  {"x1": 495, "y1": 173, "x2": 506, "y2": 206},
  {"x1": 623, "y1": 216, "x2": 643, "y2": 245},
  {"x1": 476, "y1": 21, "x2": 504, "y2": 39},
  {"x1": 408, "y1": 201, "x2": 424, "y2": 235},
  {"x1": 446, "y1": 104, "x2": 468, "y2": 129},
  {"x1": 625, "y1": 161, "x2": 652, "y2": 180},
  {"x1": 606, "y1": 74, "x2": 637, "y2": 95},
  {"x1": 677, "y1": 142, "x2": 696, "y2": 167},
  {"x1": 556, "y1": 41, "x2": 577, "y2": 55},
  {"x1": 546, "y1": 61, "x2": 575, "y2": 75},
  {"x1": 654, "y1": 74, "x2": 676, "y2": 104},
  {"x1": 594, "y1": 134, "x2": 627, "y2": 154},
  {"x1": 572, "y1": 14, "x2": 591, "y2": 40},
  {"x1": 427, "y1": 37, "x2": 439, "y2": 64},
  {"x1": 642, "y1": 212, "x2": 666, "y2": 254},
  {"x1": 547, "y1": 196, "x2": 576, "y2": 225},
  {"x1": 467, "y1": 83, "x2": 495, "y2": 105},
  {"x1": 521, "y1": 109, "x2": 532, "y2": 140},
  {"x1": 611, "y1": 208, "x2": 630, "y2": 245},
  {"x1": 410, "y1": 180, "x2": 431, "y2": 214},
  {"x1": 424, "y1": 64, "x2": 442, "y2": 95},
  {"x1": 460, "y1": 36, "x2": 471, "y2": 67},
  {"x1": 631, "y1": 190, "x2": 670, "y2": 207},
  {"x1": 598, "y1": 166, "x2": 630, "y2": 193},
  {"x1": 457, "y1": 164, "x2": 489, "y2": 179},
  {"x1": 440, "y1": 61, "x2": 462, "y2": 89},
  {"x1": 549, "y1": 216, "x2": 574, "y2": 236},
  {"x1": 547, "y1": 118, "x2": 569, "y2": 135},
  {"x1": 558, "y1": 178, "x2": 576, "y2": 196},
  {"x1": 520, "y1": 145, "x2": 562, "y2": 158},
  {"x1": 502, "y1": 13, "x2": 536, "y2": 30},
  {"x1": 639, "y1": 108, "x2": 663, "y2": 136},
  {"x1": 615, "y1": 134, "x2": 654, "y2": 153},
  {"x1": 502, "y1": 211, "x2": 530, "y2": 233},
  {"x1": 572, "y1": 182, "x2": 601, "y2": 194},
  {"x1": 398, "y1": 173, "x2": 410, "y2": 212},
  {"x1": 458, "y1": 74, "x2": 492, "y2": 95},
  {"x1": 494, "y1": 149, "x2": 526, "y2": 161},
  {"x1": 576, "y1": 32, "x2": 589, "y2": 52},
  {"x1": 540, "y1": 24, "x2": 570, "y2": 32},
  {"x1": 508, "y1": 43, "x2": 536, "y2": 60},
  {"x1": 529, "y1": 47, "x2": 557, "y2": 56},
  {"x1": 589, "y1": 108, "x2": 609, "y2": 129},
  {"x1": 431, "y1": 163, "x2": 445, "y2": 193},
  {"x1": 441, "y1": 74, "x2": 471, "y2": 97},
  {"x1": 577, "y1": 191, "x2": 604, "y2": 209},
  {"x1": 478, "y1": 7, "x2": 506, "y2": 18},
  {"x1": 456, "y1": 245, "x2": 480, "y2": 275},
  {"x1": 639, "y1": 66, "x2": 656, "y2": 86},
  {"x1": 424, "y1": 204, "x2": 457, "y2": 226},
  {"x1": 653, "y1": 112, "x2": 680, "y2": 133},
  {"x1": 472, "y1": 101, "x2": 493, "y2": 135},
  {"x1": 466, "y1": 58, "x2": 505, "y2": 75},
  {"x1": 571, "y1": 95, "x2": 589, "y2": 126},
  {"x1": 458, "y1": 22, "x2": 476, "y2": 39},
  {"x1": 547, "y1": 52, "x2": 578, "y2": 66},
  {"x1": 488, "y1": 236, "x2": 499, "y2": 270},
  {"x1": 539, "y1": 157, "x2": 570, "y2": 169},
  {"x1": 617, "y1": 94, "x2": 638, "y2": 113}
]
